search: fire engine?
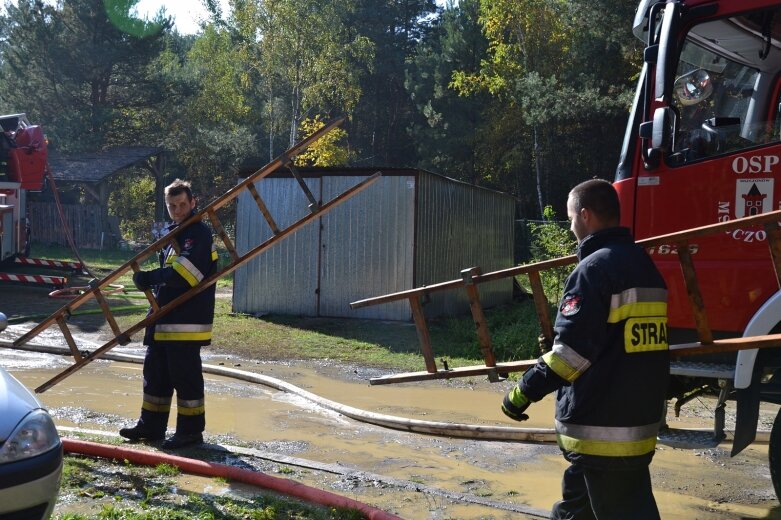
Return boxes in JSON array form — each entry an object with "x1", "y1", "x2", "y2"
[
  {"x1": 625, "y1": 0, "x2": 781, "y2": 496},
  {"x1": 0, "y1": 113, "x2": 75, "y2": 288}
]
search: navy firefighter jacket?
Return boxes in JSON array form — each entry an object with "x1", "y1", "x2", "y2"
[
  {"x1": 518, "y1": 227, "x2": 669, "y2": 466},
  {"x1": 143, "y1": 214, "x2": 218, "y2": 346}
]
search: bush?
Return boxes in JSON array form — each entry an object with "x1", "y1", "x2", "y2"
[{"x1": 527, "y1": 205, "x2": 576, "y2": 303}]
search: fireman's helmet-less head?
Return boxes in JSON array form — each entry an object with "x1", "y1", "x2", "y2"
[{"x1": 674, "y1": 68, "x2": 714, "y2": 106}]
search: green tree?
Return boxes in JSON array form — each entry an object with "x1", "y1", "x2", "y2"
[
  {"x1": 217, "y1": 0, "x2": 373, "y2": 161},
  {"x1": 406, "y1": 0, "x2": 490, "y2": 184},
  {"x1": 449, "y1": 0, "x2": 640, "y2": 218},
  {"x1": 346, "y1": 0, "x2": 437, "y2": 166},
  {"x1": 0, "y1": 0, "x2": 172, "y2": 152}
]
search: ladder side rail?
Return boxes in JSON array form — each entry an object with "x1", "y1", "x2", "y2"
[
  {"x1": 206, "y1": 116, "x2": 344, "y2": 213},
  {"x1": 13, "y1": 248, "x2": 160, "y2": 346},
  {"x1": 675, "y1": 240, "x2": 713, "y2": 344},
  {"x1": 350, "y1": 255, "x2": 578, "y2": 310},
  {"x1": 14, "y1": 118, "x2": 348, "y2": 348},
  {"x1": 352, "y1": 210, "x2": 781, "y2": 310},
  {"x1": 671, "y1": 333, "x2": 781, "y2": 356},
  {"x1": 34, "y1": 173, "x2": 382, "y2": 392}
]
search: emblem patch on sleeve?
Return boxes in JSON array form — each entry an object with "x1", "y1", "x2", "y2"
[
  {"x1": 560, "y1": 295, "x2": 582, "y2": 316},
  {"x1": 183, "y1": 238, "x2": 194, "y2": 250}
]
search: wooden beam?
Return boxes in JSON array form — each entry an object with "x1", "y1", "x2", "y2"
[{"x1": 370, "y1": 360, "x2": 538, "y2": 385}]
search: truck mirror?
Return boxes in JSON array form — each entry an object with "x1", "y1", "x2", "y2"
[{"x1": 652, "y1": 107, "x2": 675, "y2": 152}]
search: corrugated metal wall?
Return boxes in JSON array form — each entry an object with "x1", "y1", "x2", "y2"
[
  {"x1": 414, "y1": 172, "x2": 515, "y2": 316},
  {"x1": 234, "y1": 177, "x2": 321, "y2": 316},
  {"x1": 319, "y1": 176, "x2": 414, "y2": 320},
  {"x1": 233, "y1": 169, "x2": 514, "y2": 321}
]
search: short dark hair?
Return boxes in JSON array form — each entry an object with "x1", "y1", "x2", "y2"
[
  {"x1": 165, "y1": 178, "x2": 193, "y2": 201},
  {"x1": 569, "y1": 179, "x2": 620, "y2": 223}
]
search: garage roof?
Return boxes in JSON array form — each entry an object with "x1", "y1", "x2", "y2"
[{"x1": 47, "y1": 146, "x2": 163, "y2": 183}]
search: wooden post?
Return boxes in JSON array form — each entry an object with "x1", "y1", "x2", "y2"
[
  {"x1": 461, "y1": 267, "x2": 496, "y2": 368},
  {"x1": 528, "y1": 270, "x2": 554, "y2": 352},
  {"x1": 409, "y1": 295, "x2": 437, "y2": 373},
  {"x1": 676, "y1": 241, "x2": 713, "y2": 344}
]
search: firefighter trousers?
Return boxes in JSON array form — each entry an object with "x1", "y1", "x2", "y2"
[
  {"x1": 138, "y1": 341, "x2": 205, "y2": 436},
  {"x1": 550, "y1": 462, "x2": 660, "y2": 520}
]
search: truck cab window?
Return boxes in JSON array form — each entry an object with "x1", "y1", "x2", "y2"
[{"x1": 667, "y1": 10, "x2": 781, "y2": 165}]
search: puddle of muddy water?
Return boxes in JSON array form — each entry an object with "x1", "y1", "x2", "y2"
[{"x1": 4, "y1": 349, "x2": 781, "y2": 519}]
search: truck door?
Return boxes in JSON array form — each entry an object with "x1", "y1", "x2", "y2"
[{"x1": 633, "y1": 4, "x2": 781, "y2": 332}]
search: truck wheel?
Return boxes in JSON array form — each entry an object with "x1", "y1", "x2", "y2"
[{"x1": 769, "y1": 407, "x2": 781, "y2": 500}]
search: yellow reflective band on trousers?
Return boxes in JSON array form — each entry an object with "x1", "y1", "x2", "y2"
[
  {"x1": 607, "y1": 288, "x2": 668, "y2": 324},
  {"x1": 142, "y1": 394, "x2": 172, "y2": 413},
  {"x1": 154, "y1": 324, "x2": 213, "y2": 342},
  {"x1": 542, "y1": 342, "x2": 591, "y2": 383},
  {"x1": 177, "y1": 398, "x2": 205, "y2": 416},
  {"x1": 172, "y1": 256, "x2": 204, "y2": 287},
  {"x1": 211, "y1": 244, "x2": 218, "y2": 261},
  {"x1": 556, "y1": 420, "x2": 659, "y2": 457}
]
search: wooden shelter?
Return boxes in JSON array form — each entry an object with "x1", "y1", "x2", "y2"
[{"x1": 30, "y1": 147, "x2": 164, "y2": 248}]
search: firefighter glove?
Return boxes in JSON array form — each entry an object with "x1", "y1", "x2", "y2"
[
  {"x1": 502, "y1": 386, "x2": 530, "y2": 422},
  {"x1": 133, "y1": 269, "x2": 164, "y2": 291},
  {"x1": 538, "y1": 333, "x2": 553, "y2": 353}
]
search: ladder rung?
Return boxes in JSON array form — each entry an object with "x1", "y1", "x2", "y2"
[
  {"x1": 247, "y1": 182, "x2": 281, "y2": 234},
  {"x1": 764, "y1": 222, "x2": 781, "y2": 290},
  {"x1": 285, "y1": 161, "x2": 320, "y2": 212},
  {"x1": 92, "y1": 287, "x2": 125, "y2": 344},
  {"x1": 676, "y1": 241, "x2": 713, "y2": 344},
  {"x1": 130, "y1": 261, "x2": 159, "y2": 312},
  {"x1": 207, "y1": 208, "x2": 239, "y2": 263},
  {"x1": 56, "y1": 316, "x2": 83, "y2": 362}
]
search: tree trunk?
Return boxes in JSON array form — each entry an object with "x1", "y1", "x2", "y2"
[{"x1": 534, "y1": 125, "x2": 545, "y2": 218}]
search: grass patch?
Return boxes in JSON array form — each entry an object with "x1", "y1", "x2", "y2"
[
  {"x1": 56, "y1": 456, "x2": 363, "y2": 520},
  {"x1": 24, "y1": 245, "x2": 548, "y2": 371}
]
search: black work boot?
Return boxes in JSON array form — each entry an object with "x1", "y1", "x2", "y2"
[
  {"x1": 119, "y1": 424, "x2": 165, "y2": 441},
  {"x1": 162, "y1": 432, "x2": 203, "y2": 449}
]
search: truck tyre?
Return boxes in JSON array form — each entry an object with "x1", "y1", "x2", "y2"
[{"x1": 769, "y1": 407, "x2": 781, "y2": 500}]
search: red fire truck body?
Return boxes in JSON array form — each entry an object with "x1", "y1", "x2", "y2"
[
  {"x1": 0, "y1": 113, "x2": 71, "y2": 288},
  {"x1": 624, "y1": 0, "x2": 781, "y2": 491}
]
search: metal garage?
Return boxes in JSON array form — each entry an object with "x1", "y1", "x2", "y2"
[{"x1": 233, "y1": 168, "x2": 515, "y2": 320}]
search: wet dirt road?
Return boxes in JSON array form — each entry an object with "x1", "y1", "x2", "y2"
[{"x1": 2, "y1": 324, "x2": 781, "y2": 519}]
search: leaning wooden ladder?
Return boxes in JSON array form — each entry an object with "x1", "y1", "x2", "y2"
[
  {"x1": 351, "y1": 209, "x2": 781, "y2": 385},
  {"x1": 12, "y1": 117, "x2": 381, "y2": 393}
]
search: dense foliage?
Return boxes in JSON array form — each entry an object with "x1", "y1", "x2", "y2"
[{"x1": 0, "y1": 0, "x2": 643, "y2": 239}]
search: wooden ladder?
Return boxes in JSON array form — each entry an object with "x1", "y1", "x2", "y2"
[
  {"x1": 351, "y1": 209, "x2": 781, "y2": 385},
  {"x1": 14, "y1": 117, "x2": 382, "y2": 393}
]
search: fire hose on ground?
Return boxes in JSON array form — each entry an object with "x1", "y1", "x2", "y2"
[{"x1": 62, "y1": 438, "x2": 404, "y2": 520}]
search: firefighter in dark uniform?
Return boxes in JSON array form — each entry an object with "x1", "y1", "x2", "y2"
[
  {"x1": 120, "y1": 179, "x2": 218, "y2": 449},
  {"x1": 502, "y1": 179, "x2": 668, "y2": 520}
]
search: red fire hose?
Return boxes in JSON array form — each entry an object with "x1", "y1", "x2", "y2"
[{"x1": 62, "y1": 439, "x2": 403, "y2": 520}]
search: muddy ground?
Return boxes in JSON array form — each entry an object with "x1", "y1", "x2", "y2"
[{"x1": 2, "y1": 284, "x2": 781, "y2": 519}]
